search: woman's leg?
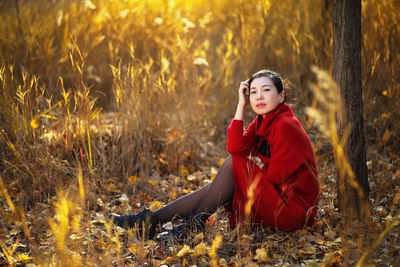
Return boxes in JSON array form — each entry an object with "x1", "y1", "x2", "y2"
[
  {"x1": 193, "y1": 156, "x2": 234, "y2": 219},
  {"x1": 154, "y1": 183, "x2": 210, "y2": 223},
  {"x1": 154, "y1": 156, "x2": 235, "y2": 223}
]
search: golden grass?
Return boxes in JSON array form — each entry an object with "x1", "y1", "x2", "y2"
[{"x1": 0, "y1": 0, "x2": 399, "y2": 265}]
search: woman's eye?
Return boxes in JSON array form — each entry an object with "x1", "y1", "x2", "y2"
[
  {"x1": 263, "y1": 88, "x2": 270, "y2": 92},
  {"x1": 250, "y1": 91, "x2": 256, "y2": 94}
]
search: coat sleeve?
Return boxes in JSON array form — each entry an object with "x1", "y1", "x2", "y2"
[
  {"x1": 227, "y1": 119, "x2": 258, "y2": 156},
  {"x1": 264, "y1": 118, "x2": 310, "y2": 185}
]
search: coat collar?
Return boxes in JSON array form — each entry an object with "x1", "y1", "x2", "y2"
[{"x1": 256, "y1": 103, "x2": 293, "y2": 136}]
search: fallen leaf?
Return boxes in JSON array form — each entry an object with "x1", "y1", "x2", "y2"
[
  {"x1": 176, "y1": 244, "x2": 191, "y2": 257},
  {"x1": 128, "y1": 176, "x2": 136, "y2": 184},
  {"x1": 210, "y1": 167, "x2": 218, "y2": 180},
  {"x1": 298, "y1": 246, "x2": 316, "y2": 258},
  {"x1": 323, "y1": 251, "x2": 341, "y2": 266},
  {"x1": 31, "y1": 118, "x2": 39, "y2": 129},
  {"x1": 149, "y1": 201, "x2": 163, "y2": 211},
  {"x1": 253, "y1": 248, "x2": 271, "y2": 263},
  {"x1": 219, "y1": 258, "x2": 228, "y2": 267},
  {"x1": 18, "y1": 254, "x2": 32, "y2": 262},
  {"x1": 315, "y1": 236, "x2": 325, "y2": 245},
  {"x1": 381, "y1": 130, "x2": 391, "y2": 144},
  {"x1": 218, "y1": 158, "x2": 226, "y2": 167},
  {"x1": 129, "y1": 243, "x2": 147, "y2": 257},
  {"x1": 160, "y1": 256, "x2": 173, "y2": 265},
  {"x1": 187, "y1": 174, "x2": 196, "y2": 181},
  {"x1": 209, "y1": 234, "x2": 222, "y2": 260},
  {"x1": 334, "y1": 237, "x2": 342, "y2": 243},
  {"x1": 206, "y1": 214, "x2": 215, "y2": 226},
  {"x1": 193, "y1": 242, "x2": 207, "y2": 256}
]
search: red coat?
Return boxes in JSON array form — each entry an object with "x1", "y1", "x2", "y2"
[{"x1": 227, "y1": 103, "x2": 319, "y2": 231}]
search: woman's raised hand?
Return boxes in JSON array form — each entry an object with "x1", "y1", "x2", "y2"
[
  {"x1": 233, "y1": 80, "x2": 250, "y2": 120},
  {"x1": 238, "y1": 80, "x2": 250, "y2": 107}
]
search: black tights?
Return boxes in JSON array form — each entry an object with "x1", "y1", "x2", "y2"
[{"x1": 154, "y1": 156, "x2": 235, "y2": 223}]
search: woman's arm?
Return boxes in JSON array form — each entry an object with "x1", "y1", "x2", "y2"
[
  {"x1": 227, "y1": 119, "x2": 257, "y2": 156},
  {"x1": 227, "y1": 80, "x2": 257, "y2": 156}
]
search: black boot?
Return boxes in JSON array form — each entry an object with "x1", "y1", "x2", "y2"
[{"x1": 109, "y1": 209, "x2": 159, "y2": 239}]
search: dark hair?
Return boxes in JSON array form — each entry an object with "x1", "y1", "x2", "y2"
[{"x1": 248, "y1": 69, "x2": 284, "y2": 94}]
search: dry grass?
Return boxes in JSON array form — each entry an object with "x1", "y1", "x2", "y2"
[{"x1": 0, "y1": 0, "x2": 399, "y2": 265}]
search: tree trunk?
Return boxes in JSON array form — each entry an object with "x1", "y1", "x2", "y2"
[{"x1": 332, "y1": 0, "x2": 369, "y2": 220}]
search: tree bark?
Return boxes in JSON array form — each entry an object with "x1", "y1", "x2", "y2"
[{"x1": 332, "y1": 0, "x2": 369, "y2": 220}]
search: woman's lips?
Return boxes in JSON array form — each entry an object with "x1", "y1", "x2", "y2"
[{"x1": 256, "y1": 103, "x2": 266, "y2": 108}]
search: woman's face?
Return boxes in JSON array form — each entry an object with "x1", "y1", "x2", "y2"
[{"x1": 249, "y1": 77, "x2": 285, "y2": 117}]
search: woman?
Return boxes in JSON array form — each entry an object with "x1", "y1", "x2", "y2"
[{"x1": 110, "y1": 70, "x2": 319, "y2": 238}]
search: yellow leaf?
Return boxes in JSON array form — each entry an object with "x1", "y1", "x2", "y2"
[
  {"x1": 208, "y1": 234, "x2": 222, "y2": 260},
  {"x1": 149, "y1": 201, "x2": 163, "y2": 211},
  {"x1": 161, "y1": 256, "x2": 173, "y2": 264},
  {"x1": 171, "y1": 190, "x2": 177, "y2": 199},
  {"x1": 323, "y1": 251, "x2": 341, "y2": 265},
  {"x1": 210, "y1": 166, "x2": 218, "y2": 180},
  {"x1": 382, "y1": 130, "x2": 391, "y2": 144},
  {"x1": 382, "y1": 90, "x2": 388, "y2": 96},
  {"x1": 381, "y1": 113, "x2": 390, "y2": 119},
  {"x1": 177, "y1": 244, "x2": 191, "y2": 257},
  {"x1": 18, "y1": 254, "x2": 32, "y2": 262},
  {"x1": 129, "y1": 243, "x2": 147, "y2": 257},
  {"x1": 31, "y1": 118, "x2": 39, "y2": 129},
  {"x1": 298, "y1": 247, "x2": 316, "y2": 257},
  {"x1": 219, "y1": 258, "x2": 228, "y2": 267},
  {"x1": 218, "y1": 158, "x2": 226, "y2": 167},
  {"x1": 147, "y1": 179, "x2": 157, "y2": 186},
  {"x1": 128, "y1": 175, "x2": 137, "y2": 184},
  {"x1": 254, "y1": 248, "x2": 271, "y2": 263},
  {"x1": 315, "y1": 236, "x2": 324, "y2": 245},
  {"x1": 193, "y1": 242, "x2": 207, "y2": 256},
  {"x1": 334, "y1": 236, "x2": 342, "y2": 243},
  {"x1": 145, "y1": 240, "x2": 157, "y2": 247},
  {"x1": 182, "y1": 188, "x2": 194, "y2": 194}
]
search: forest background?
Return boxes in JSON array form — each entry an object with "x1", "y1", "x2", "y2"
[{"x1": 0, "y1": 0, "x2": 399, "y2": 266}]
